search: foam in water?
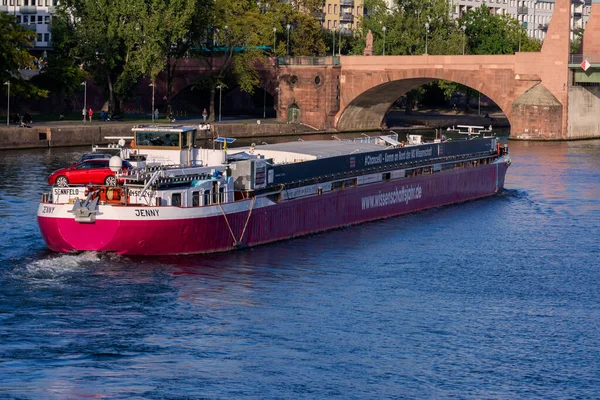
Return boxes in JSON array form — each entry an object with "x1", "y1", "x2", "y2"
[{"x1": 19, "y1": 251, "x2": 102, "y2": 282}]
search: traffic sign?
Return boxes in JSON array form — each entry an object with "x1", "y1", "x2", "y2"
[{"x1": 581, "y1": 59, "x2": 591, "y2": 71}]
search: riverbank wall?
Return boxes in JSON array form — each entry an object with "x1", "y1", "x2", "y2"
[{"x1": 0, "y1": 122, "x2": 318, "y2": 151}]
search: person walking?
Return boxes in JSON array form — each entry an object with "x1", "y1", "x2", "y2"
[
  {"x1": 202, "y1": 108, "x2": 208, "y2": 123},
  {"x1": 88, "y1": 108, "x2": 93, "y2": 122},
  {"x1": 154, "y1": 108, "x2": 159, "y2": 121},
  {"x1": 82, "y1": 107, "x2": 86, "y2": 122}
]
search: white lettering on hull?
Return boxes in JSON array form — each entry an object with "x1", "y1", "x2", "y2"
[{"x1": 361, "y1": 185, "x2": 423, "y2": 210}]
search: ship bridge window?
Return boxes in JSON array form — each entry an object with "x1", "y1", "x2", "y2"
[
  {"x1": 136, "y1": 131, "x2": 180, "y2": 148},
  {"x1": 203, "y1": 190, "x2": 211, "y2": 206},
  {"x1": 192, "y1": 191, "x2": 200, "y2": 207},
  {"x1": 172, "y1": 193, "x2": 182, "y2": 207}
]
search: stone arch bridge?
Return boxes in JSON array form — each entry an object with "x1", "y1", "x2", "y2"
[{"x1": 276, "y1": 0, "x2": 600, "y2": 139}]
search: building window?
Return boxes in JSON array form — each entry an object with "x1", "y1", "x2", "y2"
[
  {"x1": 23, "y1": 15, "x2": 28, "y2": 23},
  {"x1": 327, "y1": 4, "x2": 331, "y2": 13},
  {"x1": 334, "y1": 4, "x2": 337, "y2": 14},
  {"x1": 38, "y1": 15, "x2": 43, "y2": 24},
  {"x1": 37, "y1": 33, "x2": 42, "y2": 42},
  {"x1": 44, "y1": 33, "x2": 49, "y2": 42},
  {"x1": 44, "y1": 15, "x2": 49, "y2": 23}
]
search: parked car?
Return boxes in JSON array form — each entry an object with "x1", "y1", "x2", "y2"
[
  {"x1": 48, "y1": 159, "x2": 132, "y2": 187},
  {"x1": 77, "y1": 153, "x2": 113, "y2": 163}
]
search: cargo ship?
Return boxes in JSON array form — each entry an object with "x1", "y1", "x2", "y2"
[{"x1": 37, "y1": 125, "x2": 510, "y2": 255}]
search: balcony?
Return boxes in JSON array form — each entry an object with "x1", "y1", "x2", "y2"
[
  {"x1": 20, "y1": 23, "x2": 37, "y2": 32},
  {"x1": 340, "y1": 0, "x2": 354, "y2": 6},
  {"x1": 312, "y1": 11, "x2": 325, "y2": 20},
  {"x1": 339, "y1": 28, "x2": 353, "y2": 36},
  {"x1": 20, "y1": 6, "x2": 37, "y2": 14},
  {"x1": 517, "y1": 6, "x2": 528, "y2": 15},
  {"x1": 340, "y1": 13, "x2": 354, "y2": 22}
]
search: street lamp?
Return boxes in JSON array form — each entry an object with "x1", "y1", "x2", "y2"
[
  {"x1": 81, "y1": 81, "x2": 87, "y2": 123},
  {"x1": 224, "y1": 25, "x2": 229, "y2": 47},
  {"x1": 216, "y1": 85, "x2": 222, "y2": 122},
  {"x1": 263, "y1": 87, "x2": 266, "y2": 119},
  {"x1": 332, "y1": 26, "x2": 335, "y2": 57},
  {"x1": 462, "y1": 25, "x2": 466, "y2": 55},
  {"x1": 339, "y1": 25, "x2": 342, "y2": 56},
  {"x1": 3, "y1": 81, "x2": 9, "y2": 126},
  {"x1": 518, "y1": 21, "x2": 522, "y2": 52},
  {"x1": 382, "y1": 26, "x2": 387, "y2": 56},
  {"x1": 149, "y1": 80, "x2": 155, "y2": 122},
  {"x1": 425, "y1": 22, "x2": 429, "y2": 55},
  {"x1": 273, "y1": 27, "x2": 277, "y2": 53},
  {"x1": 286, "y1": 24, "x2": 291, "y2": 56}
]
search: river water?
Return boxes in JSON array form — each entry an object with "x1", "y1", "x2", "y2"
[{"x1": 0, "y1": 140, "x2": 599, "y2": 399}]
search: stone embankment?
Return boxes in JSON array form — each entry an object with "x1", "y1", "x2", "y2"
[{"x1": 0, "y1": 121, "x2": 317, "y2": 151}]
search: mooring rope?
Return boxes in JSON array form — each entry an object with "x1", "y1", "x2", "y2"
[{"x1": 218, "y1": 196, "x2": 257, "y2": 247}]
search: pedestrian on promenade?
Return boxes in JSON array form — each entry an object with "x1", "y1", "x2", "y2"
[
  {"x1": 82, "y1": 107, "x2": 86, "y2": 122},
  {"x1": 88, "y1": 108, "x2": 93, "y2": 122},
  {"x1": 202, "y1": 108, "x2": 208, "y2": 123},
  {"x1": 154, "y1": 108, "x2": 159, "y2": 121}
]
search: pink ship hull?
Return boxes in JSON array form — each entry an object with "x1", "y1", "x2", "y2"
[{"x1": 38, "y1": 162, "x2": 509, "y2": 255}]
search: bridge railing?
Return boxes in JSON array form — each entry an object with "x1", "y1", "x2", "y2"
[
  {"x1": 277, "y1": 56, "x2": 340, "y2": 66},
  {"x1": 570, "y1": 54, "x2": 600, "y2": 65}
]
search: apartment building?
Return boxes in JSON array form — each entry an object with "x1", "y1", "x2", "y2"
[
  {"x1": 321, "y1": 0, "x2": 365, "y2": 34},
  {"x1": 449, "y1": 0, "x2": 592, "y2": 40},
  {"x1": 1, "y1": 0, "x2": 57, "y2": 48}
]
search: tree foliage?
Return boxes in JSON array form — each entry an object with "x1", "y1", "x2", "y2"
[{"x1": 0, "y1": 13, "x2": 47, "y2": 98}]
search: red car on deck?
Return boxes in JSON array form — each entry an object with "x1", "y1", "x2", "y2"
[{"x1": 47, "y1": 159, "x2": 131, "y2": 187}]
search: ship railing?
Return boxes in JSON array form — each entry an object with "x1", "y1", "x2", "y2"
[
  {"x1": 447, "y1": 125, "x2": 494, "y2": 139},
  {"x1": 347, "y1": 133, "x2": 400, "y2": 146}
]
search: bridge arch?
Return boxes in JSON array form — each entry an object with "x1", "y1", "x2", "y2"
[{"x1": 336, "y1": 68, "x2": 522, "y2": 131}]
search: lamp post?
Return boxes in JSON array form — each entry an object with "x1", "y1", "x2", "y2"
[
  {"x1": 273, "y1": 27, "x2": 277, "y2": 53},
  {"x1": 462, "y1": 25, "x2": 466, "y2": 55},
  {"x1": 332, "y1": 26, "x2": 335, "y2": 57},
  {"x1": 216, "y1": 85, "x2": 222, "y2": 122},
  {"x1": 518, "y1": 22, "x2": 522, "y2": 52},
  {"x1": 3, "y1": 81, "x2": 9, "y2": 126},
  {"x1": 286, "y1": 23, "x2": 291, "y2": 56},
  {"x1": 339, "y1": 25, "x2": 342, "y2": 56},
  {"x1": 224, "y1": 25, "x2": 229, "y2": 47},
  {"x1": 81, "y1": 81, "x2": 87, "y2": 123},
  {"x1": 382, "y1": 26, "x2": 386, "y2": 56},
  {"x1": 425, "y1": 22, "x2": 429, "y2": 55},
  {"x1": 149, "y1": 80, "x2": 155, "y2": 122},
  {"x1": 263, "y1": 87, "x2": 266, "y2": 119}
]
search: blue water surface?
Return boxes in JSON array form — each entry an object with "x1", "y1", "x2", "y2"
[{"x1": 0, "y1": 141, "x2": 599, "y2": 399}]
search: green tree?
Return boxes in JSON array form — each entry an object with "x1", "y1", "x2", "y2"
[
  {"x1": 0, "y1": 13, "x2": 47, "y2": 98},
  {"x1": 33, "y1": 15, "x2": 87, "y2": 115},
  {"x1": 129, "y1": 0, "x2": 212, "y2": 114},
  {"x1": 459, "y1": 5, "x2": 540, "y2": 55},
  {"x1": 197, "y1": 0, "x2": 326, "y2": 120}
]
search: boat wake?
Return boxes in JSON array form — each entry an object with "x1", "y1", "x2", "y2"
[{"x1": 16, "y1": 251, "x2": 102, "y2": 283}]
